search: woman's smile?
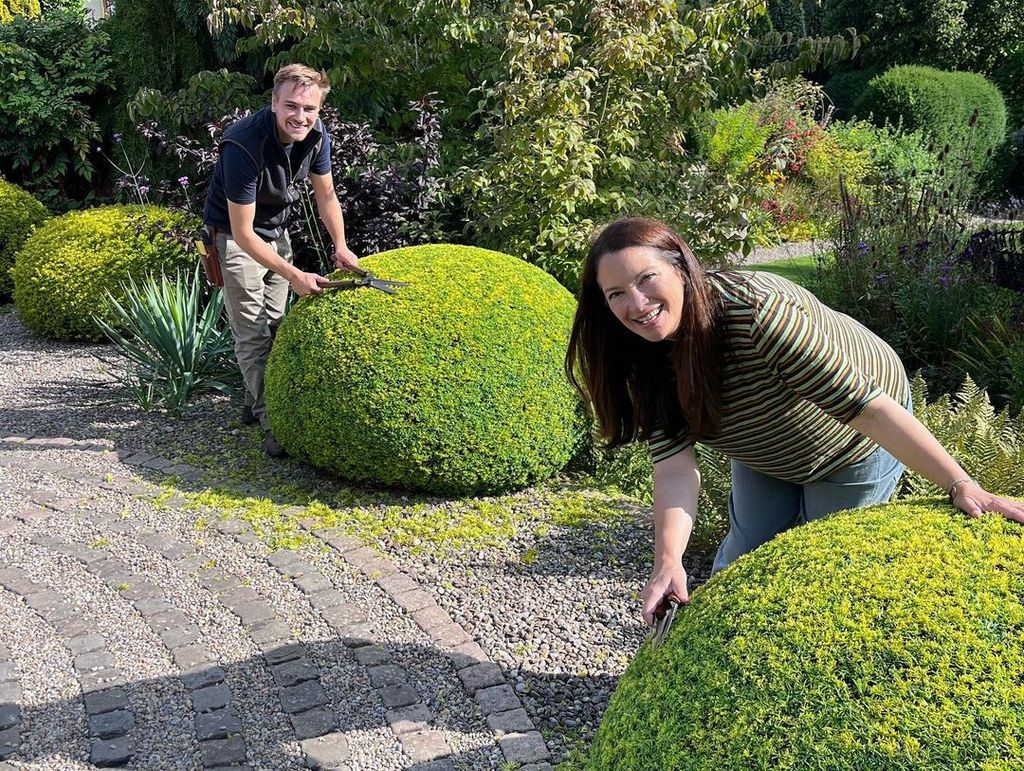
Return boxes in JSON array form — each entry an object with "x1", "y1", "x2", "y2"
[{"x1": 597, "y1": 246, "x2": 685, "y2": 342}]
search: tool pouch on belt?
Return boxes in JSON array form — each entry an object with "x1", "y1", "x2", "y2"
[{"x1": 197, "y1": 226, "x2": 224, "y2": 287}]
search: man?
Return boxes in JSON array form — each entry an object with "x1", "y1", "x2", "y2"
[{"x1": 203, "y1": 64, "x2": 359, "y2": 458}]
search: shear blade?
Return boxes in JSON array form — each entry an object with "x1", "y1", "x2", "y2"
[{"x1": 650, "y1": 597, "x2": 680, "y2": 650}]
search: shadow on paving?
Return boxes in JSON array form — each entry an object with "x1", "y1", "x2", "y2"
[{"x1": 0, "y1": 638, "x2": 589, "y2": 769}]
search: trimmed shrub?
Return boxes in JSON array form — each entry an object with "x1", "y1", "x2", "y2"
[
  {"x1": 12, "y1": 204, "x2": 195, "y2": 340},
  {"x1": 0, "y1": 178, "x2": 48, "y2": 301},
  {"x1": 264, "y1": 244, "x2": 584, "y2": 496},
  {"x1": 859, "y1": 66, "x2": 1007, "y2": 180},
  {"x1": 588, "y1": 501, "x2": 1024, "y2": 770}
]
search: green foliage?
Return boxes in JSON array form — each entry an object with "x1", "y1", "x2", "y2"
[
  {"x1": 99, "y1": 0, "x2": 219, "y2": 134},
  {"x1": 766, "y1": 0, "x2": 820, "y2": 40},
  {"x1": 12, "y1": 204, "x2": 195, "y2": 340},
  {"x1": 823, "y1": 0, "x2": 1024, "y2": 76},
  {"x1": 454, "y1": 1, "x2": 862, "y2": 287},
  {"x1": 993, "y1": 49, "x2": 1024, "y2": 129},
  {"x1": 208, "y1": 0, "x2": 861, "y2": 288},
  {"x1": 0, "y1": 0, "x2": 40, "y2": 22},
  {"x1": 96, "y1": 268, "x2": 238, "y2": 414},
  {"x1": 264, "y1": 244, "x2": 585, "y2": 496},
  {"x1": 0, "y1": 11, "x2": 113, "y2": 208},
  {"x1": 693, "y1": 103, "x2": 774, "y2": 177},
  {"x1": 905, "y1": 374, "x2": 1024, "y2": 499},
  {"x1": 0, "y1": 177, "x2": 48, "y2": 300},
  {"x1": 810, "y1": 130, "x2": 1024, "y2": 399},
  {"x1": 208, "y1": 0, "x2": 505, "y2": 123},
  {"x1": 827, "y1": 120, "x2": 938, "y2": 188},
  {"x1": 128, "y1": 69, "x2": 264, "y2": 131},
  {"x1": 860, "y1": 66, "x2": 1007, "y2": 182},
  {"x1": 823, "y1": 69, "x2": 879, "y2": 119},
  {"x1": 588, "y1": 501, "x2": 1024, "y2": 770}
]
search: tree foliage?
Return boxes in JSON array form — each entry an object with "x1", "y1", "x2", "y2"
[
  {"x1": 0, "y1": 0, "x2": 41, "y2": 23},
  {"x1": 0, "y1": 11, "x2": 113, "y2": 207},
  {"x1": 206, "y1": 0, "x2": 861, "y2": 287},
  {"x1": 823, "y1": 0, "x2": 1024, "y2": 77}
]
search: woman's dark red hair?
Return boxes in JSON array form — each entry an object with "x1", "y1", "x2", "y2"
[{"x1": 565, "y1": 217, "x2": 724, "y2": 447}]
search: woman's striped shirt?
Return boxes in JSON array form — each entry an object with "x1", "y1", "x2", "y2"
[{"x1": 649, "y1": 271, "x2": 909, "y2": 483}]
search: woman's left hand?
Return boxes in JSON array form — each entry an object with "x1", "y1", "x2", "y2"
[{"x1": 952, "y1": 480, "x2": 1024, "y2": 523}]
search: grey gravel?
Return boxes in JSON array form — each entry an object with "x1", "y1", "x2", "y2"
[{"x1": 0, "y1": 296, "x2": 728, "y2": 767}]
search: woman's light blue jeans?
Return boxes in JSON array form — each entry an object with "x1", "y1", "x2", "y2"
[{"x1": 711, "y1": 399, "x2": 911, "y2": 574}]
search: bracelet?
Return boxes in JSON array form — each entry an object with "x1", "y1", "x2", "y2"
[{"x1": 946, "y1": 477, "x2": 973, "y2": 502}]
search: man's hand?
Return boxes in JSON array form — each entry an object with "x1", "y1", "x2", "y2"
[
  {"x1": 333, "y1": 246, "x2": 360, "y2": 271},
  {"x1": 289, "y1": 270, "x2": 329, "y2": 297},
  {"x1": 641, "y1": 559, "x2": 689, "y2": 626}
]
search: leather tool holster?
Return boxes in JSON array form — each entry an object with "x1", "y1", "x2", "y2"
[{"x1": 198, "y1": 226, "x2": 224, "y2": 287}]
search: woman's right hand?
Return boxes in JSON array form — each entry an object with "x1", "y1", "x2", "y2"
[{"x1": 641, "y1": 559, "x2": 689, "y2": 626}]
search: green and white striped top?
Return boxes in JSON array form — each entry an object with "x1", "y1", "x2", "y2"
[{"x1": 649, "y1": 271, "x2": 909, "y2": 483}]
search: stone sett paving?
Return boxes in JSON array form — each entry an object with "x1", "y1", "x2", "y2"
[{"x1": 0, "y1": 439, "x2": 553, "y2": 771}]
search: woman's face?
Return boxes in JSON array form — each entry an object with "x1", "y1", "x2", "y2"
[{"x1": 596, "y1": 246, "x2": 685, "y2": 342}]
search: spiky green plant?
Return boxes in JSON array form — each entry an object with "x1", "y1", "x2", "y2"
[
  {"x1": 904, "y1": 372, "x2": 1024, "y2": 499},
  {"x1": 96, "y1": 268, "x2": 238, "y2": 413}
]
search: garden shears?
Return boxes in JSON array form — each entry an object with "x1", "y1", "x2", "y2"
[
  {"x1": 649, "y1": 594, "x2": 682, "y2": 651},
  {"x1": 321, "y1": 267, "x2": 409, "y2": 296}
]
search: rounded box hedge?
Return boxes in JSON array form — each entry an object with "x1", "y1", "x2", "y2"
[
  {"x1": 588, "y1": 502, "x2": 1024, "y2": 770},
  {"x1": 12, "y1": 204, "x2": 195, "y2": 341},
  {"x1": 859, "y1": 65, "x2": 1007, "y2": 178},
  {"x1": 264, "y1": 244, "x2": 584, "y2": 496},
  {"x1": 0, "y1": 178, "x2": 49, "y2": 302}
]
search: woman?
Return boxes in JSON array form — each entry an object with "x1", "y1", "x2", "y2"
[{"x1": 565, "y1": 217, "x2": 1024, "y2": 626}]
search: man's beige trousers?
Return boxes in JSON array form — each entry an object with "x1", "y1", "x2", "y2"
[{"x1": 216, "y1": 231, "x2": 292, "y2": 431}]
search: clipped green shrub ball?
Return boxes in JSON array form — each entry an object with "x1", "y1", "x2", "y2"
[
  {"x1": 589, "y1": 502, "x2": 1024, "y2": 771},
  {"x1": 860, "y1": 65, "x2": 1007, "y2": 179},
  {"x1": 0, "y1": 178, "x2": 49, "y2": 301},
  {"x1": 12, "y1": 204, "x2": 196, "y2": 341},
  {"x1": 264, "y1": 244, "x2": 584, "y2": 496}
]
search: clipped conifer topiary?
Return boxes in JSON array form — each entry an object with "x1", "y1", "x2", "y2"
[
  {"x1": 588, "y1": 501, "x2": 1024, "y2": 771},
  {"x1": 0, "y1": 178, "x2": 48, "y2": 301},
  {"x1": 12, "y1": 204, "x2": 196, "y2": 341},
  {"x1": 264, "y1": 244, "x2": 584, "y2": 496}
]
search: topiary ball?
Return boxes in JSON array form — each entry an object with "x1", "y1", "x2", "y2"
[
  {"x1": 264, "y1": 244, "x2": 584, "y2": 496},
  {"x1": 12, "y1": 204, "x2": 196, "y2": 341},
  {"x1": 589, "y1": 502, "x2": 1024, "y2": 770},
  {"x1": 0, "y1": 178, "x2": 49, "y2": 302}
]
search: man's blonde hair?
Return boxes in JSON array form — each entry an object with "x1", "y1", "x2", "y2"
[{"x1": 273, "y1": 64, "x2": 331, "y2": 99}]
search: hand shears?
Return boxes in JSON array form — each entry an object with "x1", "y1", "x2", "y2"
[
  {"x1": 321, "y1": 267, "x2": 409, "y2": 296},
  {"x1": 649, "y1": 594, "x2": 682, "y2": 650}
]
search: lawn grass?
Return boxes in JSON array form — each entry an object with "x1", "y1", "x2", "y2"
[{"x1": 753, "y1": 255, "x2": 817, "y2": 287}]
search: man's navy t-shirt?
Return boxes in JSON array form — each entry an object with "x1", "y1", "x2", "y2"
[{"x1": 203, "y1": 107, "x2": 332, "y2": 240}]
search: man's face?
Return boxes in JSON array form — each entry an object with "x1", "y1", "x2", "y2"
[{"x1": 271, "y1": 82, "x2": 323, "y2": 144}]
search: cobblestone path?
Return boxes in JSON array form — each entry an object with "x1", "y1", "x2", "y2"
[{"x1": 0, "y1": 439, "x2": 552, "y2": 770}]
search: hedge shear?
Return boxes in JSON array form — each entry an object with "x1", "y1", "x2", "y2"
[
  {"x1": 649, "y1": 594, "x2": 683, "y2": 651},
  {"x1": 321, "y1": 267, "x2": 409, "y2": 296}
]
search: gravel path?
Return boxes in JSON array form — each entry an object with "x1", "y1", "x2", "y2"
[
  {"x1": 741, "y1": 240, "x2": 821, "y2": 265},
  {"x1": 0, "y1": 305, "x2": 715, "y2": 769}
]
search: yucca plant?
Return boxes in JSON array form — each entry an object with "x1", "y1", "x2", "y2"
[
  {"x1": 902, "y1": 372, "x2": 1024, "y2": 499},
  {"x1": 96, "y1": 268, "x2": 239, "y2": 414}
]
